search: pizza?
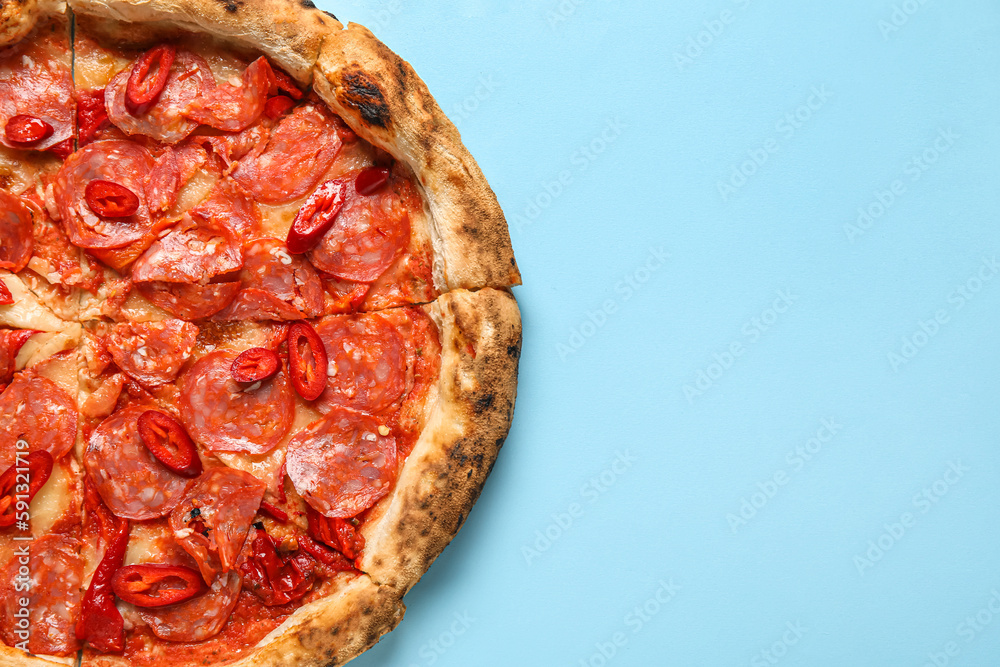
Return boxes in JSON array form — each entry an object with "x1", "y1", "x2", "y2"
[{"x1": 0, "y1": 0, "x2": 522, "y2": 664}]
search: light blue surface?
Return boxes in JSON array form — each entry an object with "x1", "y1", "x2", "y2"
[{"x1": 322, "y1": 1, "x2": 1000, "y2": 665}]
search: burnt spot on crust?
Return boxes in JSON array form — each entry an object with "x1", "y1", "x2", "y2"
[
  {"x1": 474, "y1": 393, "x2": 494, "y2": 414},
  {"x1": 213, "y1": 0, "x2": 243, "y2": 13},
  {"x1": 338, "y1": 69, "x2": 390, "y2": 128},
  {"x1": 507, "y1": 344, "x2": 521, "y2": 359}
]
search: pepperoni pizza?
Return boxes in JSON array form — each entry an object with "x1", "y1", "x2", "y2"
[{"x1": 0, "y1": 2, "x2": 521, "y2": 665}]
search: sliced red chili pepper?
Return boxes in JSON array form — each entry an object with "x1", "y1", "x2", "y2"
[
  {"x1": 231, "y1": 347, "x2": 281, "y2": 383},
  {"x1": 271, "y1": 67, "x2": 304, "y2": 100},
  {"x1": 297, "y1": 535, "x2": 355, "y2": 572},
  {"x1": 77, "y1": 88, "x2": 110, "y2": 145},
  {"x1": 240, "y1": 529, "x2": 316, "y2": 606},
  {"x1": 286, "y1": 321, "x2": 328, "y2": 401},
  {"x1": 125, "y1": 45, "x2": 176, "y2": 115},
  {"x1": 84, "y1": 475, "x2": 118, "y2": 545},
  {"x1": 137, "y1": 410, "x2": 203, "y2": 478},
  {"x1": 76, "y1": 515, "x2": 129, "y2": 653},
  {"x1": 355, "y1": 166, "x2": 391, "y2": 196},
  {"x1": 286, "y1": 179, "x2": 348, "y2": 254},
  {"x1": 264, "y1": 95, "x2": 296, "y2": 119},
  {"x1": 4, "y1": 114, "x2": 54, "y2": 147},
  {"x1": 0, "y1": 281, "x2": 13, "y2": 306},
  {"x1": 112, "y1": 564, "x2": 207, "y2": 608},
  {"x1": 0, "y1": 451, "x2": 54, "y2": 528},
  {"x1": 259, "y1": 501, "x2": 288, "y2": 522},
  {"x1": 307, "y1": 505, "x2": 365, "y2": 560},
  {"x1": 85, "y1": 180, "x2": 140, "y2": 218}
]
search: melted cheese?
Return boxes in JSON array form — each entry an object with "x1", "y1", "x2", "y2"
[
  {"x1": 0, "y1": 273, "x2": 66, "y2": 331},
  {"x1": 30, "y1": 460, "x2": 76, "y2": 537},
  {"x1": 124, "y1": 521, "x2": 173, "y2": 566},
  {"x1": 15, "y1": 324, "x2": 82, "y2": 373}
]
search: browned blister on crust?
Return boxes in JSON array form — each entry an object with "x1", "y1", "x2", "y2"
[
  {"x1": 313, "y1": 25, "x2": 522, "y2": 293},
  {"x1": 0, "y1": 0, "x2": 64, "y2": 48},
  {"x1": 358, "y1": 288, "x2": 522, "y2": 593}
]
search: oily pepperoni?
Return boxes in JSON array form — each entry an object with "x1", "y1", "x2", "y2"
[
  {"x1": 286, "y1": 407, "x2": 398, "y2": 518},
  {"x1": 168, "y1": 467, "x2": 266, "y2": 583},
  {"x1": 213, "y1": 238, "x2": 324, "y2": 321},
  {"x1": 83, "y1": 405, "x2": 194, "y2": 520},
  {"x1": 52, "y1": 140, "x2": 157, "y2": 250},
  {"x1": 231, "y1": 102, "x2": 343, "y2": 204},
  {"x1": 106, "y1": 320, "x2": 199, "y2": 387},
  {"x1": 145, "y1": 144, "x2": 208, "y2": 215},
  {"x1": 137, "y1": 281, "x2": 241, "y2": 320},
  {"x1": 106, "y1": 50, "x2": 213, "y2": 144},
  {"x1": 131, "y1": 216, "x2": 242, "y2": 284},
  {"x1": 28, "y1": 199, "x2": 104, "y2": 291},
  {"x1": 314, "y1": 314, "x2": 406, "y2": 414},
  {"x1": 184, "y1": 57, "x2": 274, "y2": 132},
  {"x1": 138, "y1": 570, "x2": 241, "y2": 643},
  {"x1": 190, "y1": 179, "x2": 262, "y2": 241},
  {"x1": 179, "y1": 349, "x2": 294, "y2": 454},
  {"x1": 307, "y1": 173, "x2": 411, "y2": 282},
  {"x1": 0, "y1": 189, "x2": 33, "y2": 273},
  {"x1": 0, "y1": 534, "x2": 84, "y2": 657},
  {"x1": 196, "y1": 124, "x2": 269, "y2": 173},
  {"x1": 0, "y1": 373, "x2": 77, "y2": 470},
  {"x1": 0, "y1": 28, "x2": 75, "y2": 153}
]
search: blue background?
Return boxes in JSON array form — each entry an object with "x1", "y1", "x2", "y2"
[{"x1": 325, "y1": 1, "x2": 1000, "y2": 665}]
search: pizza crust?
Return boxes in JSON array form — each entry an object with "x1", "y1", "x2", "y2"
[
  {"x1": 0, "y1": 0, "x2": 63, "y2": 48},
  {"x1": 0, "y1": 649, "x2": 76, "y2": 667},
  {"x1": 359, "y1": 288, "x2": 522, "y2": 593},
  {"x1": 313, "y1": 26, "x2": 522, "y2": 294}
]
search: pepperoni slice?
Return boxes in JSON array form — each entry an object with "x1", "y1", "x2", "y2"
[
  {"x1": 132, "y1": 216, "x2": 242, "y2": 284},
  {"x1": 179, "y1": 349, "x2": 294, "y2": 454},
  {"x1": 138, "y1": 570, "x2": 241, "y2": 643},
  {"x1": 0, "y1": 329, "x2": 37, "y2": 391},
  {"x1": 231, "y1": 102, "x2": 343, "y2": 204},
  {"x1": 196, "y1": 124, "x2": 269, "y2": 173},
  {"x1": 145, "y1": 144, "x2": 209, "y2": 215},
  {"x1": 0, "y1": 29, "x2": 75, "y2": 154},
  {"x1": 168, "y1": 467, "x2": 266, "y2": 583},
  {"x1": 137, "y1": 281, "x2": 242, "y2": 320},
  {"x1": 83, "y1": 405, "x2": 195, "y2": 520},
  {"x1": 286, "y1": 407, "x2": 398, "y2": 518},
  {"x1": 0, "y1": 373, "x2": 77, "y2": 470},
  {"x1": 306, "y1": 171, "x2": 411, "y2": 282},
  {"x1": 314, "y1": 314, "x2": 406, "y2": 414},
  {"x1": 184, "y1": 57, "x2": 275, "y2": 132},
  {"x1": 0, "y1": 189, "x2": 33, "y2": 273},
  {"x1": 106, "y1": 50, "x2": 213, "y2": 144},
  {"x1": 52, "y1": 140, "x2": 157, "y2": 249},
  {"x1": 0, "y1": 534, "x2": 84, "y2": 657},
  {"x1": 28, "y1": 200, "x2": 104, "y2": 291},
  {"x1": 213, "y1": 238, "x2": 324, "y2": 321},
  {"x1": 190, "y1": 179, "x2": 262, "y2": 241},
  {"x1": 106, "y1": 320, "x2": 199, "y2": 387}
]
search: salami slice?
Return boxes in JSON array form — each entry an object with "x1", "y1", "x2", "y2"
[
  {"x1": 0, "y1": 373, "x2": 77, "y2": 470},
  {"x1": 137, "y1": 281, "x2": 242, "y2": 320},
  {"x1": 168, "y1": 467, "x2": 266, "y2": 583},
  {"x1": 314, "y1": 314, "x2": 406, "y2": 414},
  {"x1": 145, "y1": 144, "x2": 209, "y2": 215},
  {"x1": 105, "y1": 51, "x2": 213, "y2": 144},
  {"x1": 189, "y1": 179, "x2": 262, "y2": 241},
  {"x1": 184, "y1": 57, "x2": 274, "y2": 132},
  {"x1": 138, "y1": 570, "x2": 241, "y2": 643},
  {"x1": 0, "y1": 329, "x2": 37, "y2": 391},
  {"x1": 106, "y1": 320, "x2": 199, "y2": 387},
  {"x1": 179, "y1": 349, "x2": 294, "y2": 454},
  {"x1": 131, "y1": 216, "x2": 242, "y2": 284},
  {"x1": 0, "y1": 534, "x2": 84, "y2": 657},
  {"x1": 26, "y1": 198, "x2": 103, "y2": 290},
  {"x1": 0, "y1": 190, "x2": 33, "y2": 273},
  {"x1": 213, "y1": 239, "x2": 324, "y2": 321},
  {"x1": 231, "y1": 102, "x2": 343, "y2": 204},
  {"x1": 306, "y1": 173, "x2": 411, "y2": 282},
  {"x1": 52, "y1": 140, "x2": 157, "y2": 249},
  {"x1": 0, "y1": 28, "x2": 75, "y2": 153},
  {"x1": 286, "y1": 407, "x2": 398, "y2": 518},
  {"x1": 83, "y1": 405, "x2": 194, "y2": 520},
  {"x1": 196, "y1": 124, "x2": 269, "y2": 173}
]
